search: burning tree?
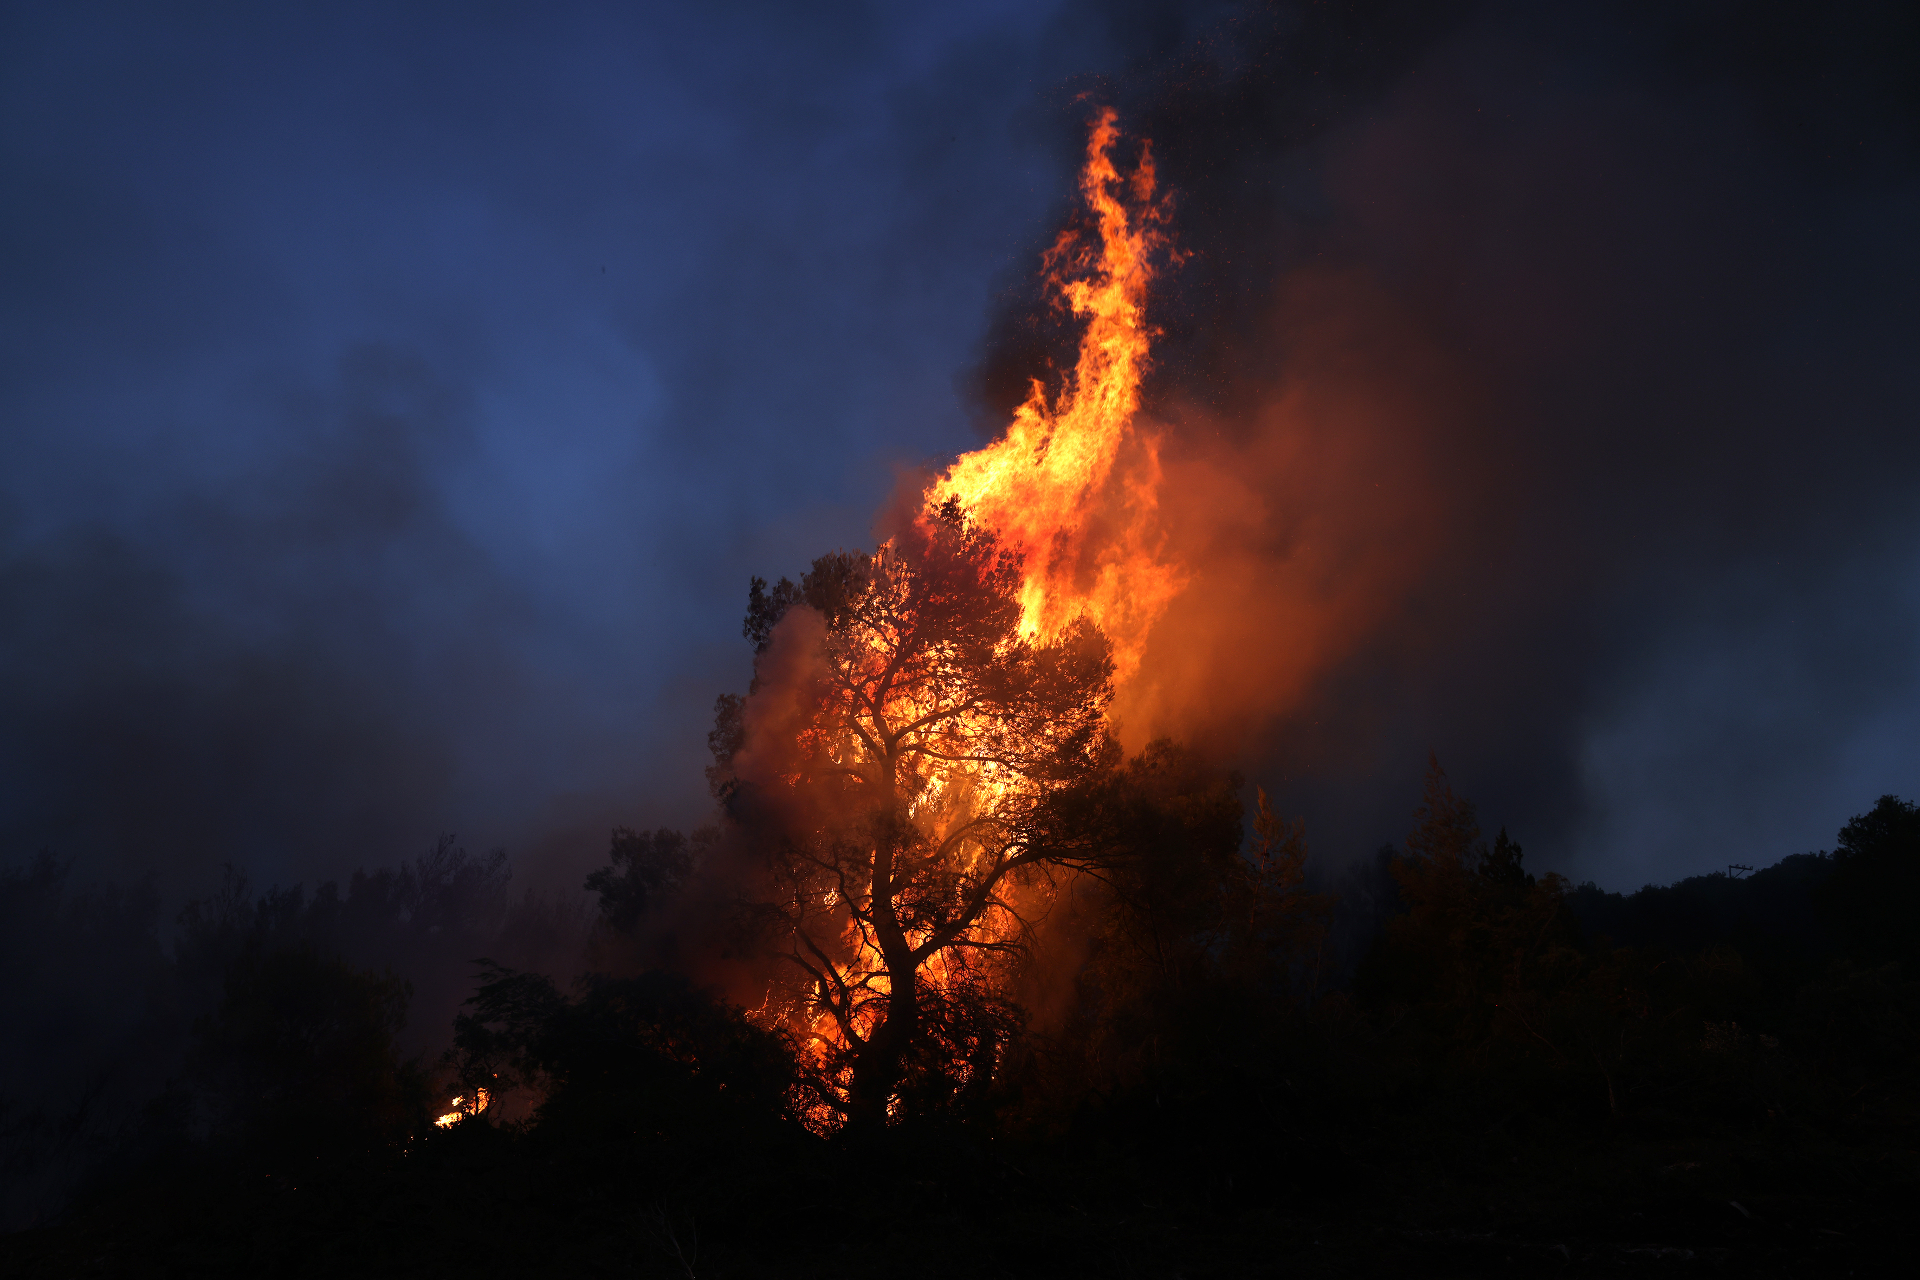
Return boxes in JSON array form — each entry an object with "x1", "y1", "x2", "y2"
[
  {"x1": 713, "y1": 499, "x2": 1117, "y2": 1131},
  {"x1": 697, "y1": 109, "x2": 1180, "y2": 1132}
]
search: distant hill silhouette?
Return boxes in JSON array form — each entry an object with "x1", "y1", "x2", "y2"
[
  {"x1": 1567, "y1": 793, "x2": 1920, "y2": 976},
  {"x1": 1568, "y1": 852, "x2": 1835, "y2": 972}
]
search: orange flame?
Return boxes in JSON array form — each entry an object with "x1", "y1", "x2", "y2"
[
  {"x1": 927, "y1": 107, "x2": 1182, "y2": 683},
  {"x1": 754, "y1": 110, "x2": 1179, "y2": 1131},
  {"x1": 434, "y1": 1086, "x2": 489, "y2": 1128}
]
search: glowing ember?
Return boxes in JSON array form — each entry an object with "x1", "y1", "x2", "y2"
[
  {"x1": 433, "y1": 1086, "x2": 489, "y2": 1128},
  {"x1": 927, "y1": 106, "x2": 1182, "y2": 684}
]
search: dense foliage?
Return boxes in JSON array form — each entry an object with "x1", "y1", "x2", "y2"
[
  {"x1": 5, "y1": 755, "x2": 1915, "y2": 1275},
  {"x1": 709, "y1": 501, "x2": 1120, "y2": 1132}
]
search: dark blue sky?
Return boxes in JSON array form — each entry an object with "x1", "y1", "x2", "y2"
[
  {"x1": 1, "y1": 1, "x2": 1119, "y2": 893},
  {"x1": 4, "y1": 0, "x2": 1917, "y2": 898}
]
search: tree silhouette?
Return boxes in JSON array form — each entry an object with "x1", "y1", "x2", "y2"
[
  {"x1": 448, "y1": 965, "x2": 795, "y2": 1144},
  {"x1": 583, "y1": 828, "x2": 696, "y2": 933},
  {"x1": 1818, "y1": 793, "x2": 1920, "y2": 968},
  {"x1": 191, "y1": 947, "x2": 425, "y2": 1159},
  {"x1": 1006, "y1": 744, "x2": 1333, "y2": 1118},
  {"x1": 714, "y1": 499, "x2": 1116, "y2": 1131},
  {"x1": 1364, "y1": 754, "x2": 1569, "y2": 1012}
]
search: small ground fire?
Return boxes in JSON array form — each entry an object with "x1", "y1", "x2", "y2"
[{"x1": 433, "y1": 1087, "x2": 489, "y2": 1128}]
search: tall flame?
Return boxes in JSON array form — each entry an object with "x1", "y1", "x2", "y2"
[
  {"x1": 927, "y1": 108, "x2": 1182, "y2": 683},
  {"x1": 759, "y1": 111, "x2": 1180, "y2": 1132}
]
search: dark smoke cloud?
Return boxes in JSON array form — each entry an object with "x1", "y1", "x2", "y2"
[
  {"x1": 1, "y1": 348, "x2": 533, "y2": 893},
  {"x1": 968, "y1": 0, "x2": 1920, "y2": 885},
  {"x1": 1, "y1": 0, "x2": 1912, "y2": 1217},
  {"x1": 0, "y1": 2, "x2": 1140, "y2": 899},
  {"x1": 2, "y1": 0, "x2": 1913, "y2": 923}
]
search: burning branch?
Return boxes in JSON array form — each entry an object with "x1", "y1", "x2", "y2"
[
  {"x1": 720, "y1": 501, "x2": 1117, "y2": 1132},
  {"x1": 710, "y1": 109, "x2": 1189, "y2": 1133}
]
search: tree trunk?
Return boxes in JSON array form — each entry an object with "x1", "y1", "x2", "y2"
[
  {"x1": 848, "y1": 796, "x2": 918, "y2": 1134},
  {"x1": 846, "y1": 963, "x2": 916, "y2": 1134}
]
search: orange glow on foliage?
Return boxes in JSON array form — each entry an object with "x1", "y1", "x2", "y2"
[{"x1": 748, "y1": 111, "x2": 1175, "y2": 1132}]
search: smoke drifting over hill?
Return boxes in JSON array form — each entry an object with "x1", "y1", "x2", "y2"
[
  {"x1": 3, "y1": 2, "x2": 1919, "y2": 1259},
  {"x1": 2, "y1": 0, "x2": 1916, "y2": 906},
  {"x1": 963, "y1": 0, "x2": 1920, "y2": 885}
]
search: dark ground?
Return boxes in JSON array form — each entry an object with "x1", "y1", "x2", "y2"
[{"x1": 4, "y1": 1117, "x2": 1909, "y2": 1277}]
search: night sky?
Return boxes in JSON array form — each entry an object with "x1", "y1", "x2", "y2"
[{"x1": 4, "y1": 0, "x2": 1917, "y2": 902}]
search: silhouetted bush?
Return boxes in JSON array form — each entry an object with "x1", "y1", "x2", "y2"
[
  {"x1": 190, "y1": 947, "x2": 429, "y2": 1160},
  {"x1": 451, "y1": 964, "x2": 799, "y2": 1150}
]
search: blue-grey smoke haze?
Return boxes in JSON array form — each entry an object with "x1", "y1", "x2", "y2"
[
  {"x1": 4, "y1": 0, "x2": 1917, "y2": 908},
  {"x1": 2, "y1": 0, "x2": 1115, "y2": 897}
]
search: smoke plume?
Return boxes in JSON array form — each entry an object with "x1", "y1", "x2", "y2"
[{"x1": 962, "y1": 0, "x2": 1920, "y2": 883}]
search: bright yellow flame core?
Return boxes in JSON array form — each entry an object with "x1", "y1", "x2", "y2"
[
  {"x1": 928, "y1": 107, "x2": 1182, "y2": 683},
  {"x1": 771, "y1": 111, "x2": 1177, "y2": 1133},
  {"x1": 434, "y1": 1086, "x2": 489, "y2": 1128}
]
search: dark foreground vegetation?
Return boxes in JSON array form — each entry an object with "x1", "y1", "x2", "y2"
[
  {"x1": 5, "y1": 514, "x2": 1913, "y2": 1276},
  {"x1": 3, "y1": 776, "x2": 1915, "y2": 1277}
]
